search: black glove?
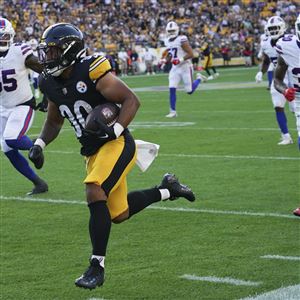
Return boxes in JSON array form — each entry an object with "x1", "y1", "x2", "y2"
[
  {"x1": 35, "y1": 96, "x2": 48, "y2": 112},
  {"x1": 28, "y1": 145, "x2": 44, "y2": 169},
  {"x1": 79, "y1": 120, "x2": 117, "y2": 156}
]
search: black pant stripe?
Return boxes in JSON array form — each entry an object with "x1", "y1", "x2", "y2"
[{"x1": 102, "y1": 130, "x2": 136, "y2": 196}]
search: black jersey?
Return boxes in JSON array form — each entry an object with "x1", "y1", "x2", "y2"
[{"x1": 39, "y1": 54, "x2": 112, "y2": 138}]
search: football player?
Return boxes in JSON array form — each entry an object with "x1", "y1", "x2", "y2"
[
  {"x1": 257, "y1": 26, "x2": 274, "y2": 90},
  {"x1": 200, "y1": 38, "x2": 219, "y2": 80},
  {"x1": 28, "y1": 23, "x2": 196, "y2": 289},
  {"x1": 255, "y1": 16, "x2": 294, "y2": 145},
  {"x1": 160, "y1": 21, "x2": 207, "y2": 118},
  {"x1": 0, "y1": 17, "x2": 48, "y2": 195},
  {"x1": 273, "y1": 14, "x2": 300, "y2": 149}
]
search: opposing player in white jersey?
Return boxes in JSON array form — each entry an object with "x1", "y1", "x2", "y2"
[
  {"x1": 255, "y1": 16, "x2": 294, "y2": 145},
  {"x1": 0, "y1": 18, "x2": 48, "y2": 195},
  {"x1": 161, "y1": 21, "x2": 206, "y2": 118},
  {"x1": 274, "y1": 15, "x2": 300, "y2": 217},
  {"x1": 29, "y1": 38, "x2": 40, "y2": 99},
  {"x1": 257, "y1": 26, "x2": 274, "y2": 90},
  {"x1": 274, "y1": 16, "x2": 300, "y2": 148}
]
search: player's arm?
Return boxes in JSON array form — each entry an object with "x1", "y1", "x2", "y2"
[
  {"x1": 37, "y1": 100, "x2": 65, "y2": 144},
  {"x1": 28, "y1": 100, "x2": 64, "y2": 169},
  {"x1": 274, "y1": 55, "x2": 297, "y2": 101},
  {"x1": 260, "y1": 53, "x2": 270, "y2": 73},
  {"x1": 96, "y1": 72, "x2": 140, "y2": 129},
  {"x1": 181, "y1": 41, "x2": 194, "y2": 60},
  {"x1": 255, "y1": 53, "x2": 270, "y2": 82},
  {"x1": 25, "y1": 54, "x2": 44, "y2": 73}
]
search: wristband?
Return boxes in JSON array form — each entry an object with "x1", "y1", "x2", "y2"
[
  {"x1": 34, "y1": 138, "x2": 46, "y2": 150},
  {"x1": 113, "y1": 122, "x2": 124, "y2": 138}
]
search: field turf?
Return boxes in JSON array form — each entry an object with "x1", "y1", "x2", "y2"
[{"x1": 0, "y1": 66, "x2": 299, "y2": 300}]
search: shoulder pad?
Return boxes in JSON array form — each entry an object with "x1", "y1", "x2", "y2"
[{"x1": 87, "y1": 54, "x2": 111, "y2": 81}]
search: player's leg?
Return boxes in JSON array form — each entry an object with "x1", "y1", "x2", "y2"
[
  {"x1": 166, "y1": 67, "x2": 180, "y2": 117},
  {"x1": 112, "y1": 173, "x2": 195, "y2": 223},
  {"x1": 183, "y1": 65, "x2": 205, "y2": 95},
  {"x1": 270, "y1": 83, "x2": 293, "y2": 145},
  {"x1": 1, "y1": 105, "x2": 48, "y2": 195},
  {"x1": 75, "y1": 131, "x2": 136, "y2": 289}
]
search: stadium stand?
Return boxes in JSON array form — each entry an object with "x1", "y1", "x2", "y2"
[{"x1": 3, "y1": 0, "x2": 299, "y2": 72}]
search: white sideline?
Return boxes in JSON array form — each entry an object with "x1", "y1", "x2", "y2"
[
  {"x1": 239, "y1": 284, "x2": 300, "y2": 300},
  {"x1": 180, "y1": 274, "x2": 262, "y2": 286},
  {"x1": 0, "y1": 195, "x2": 297, "y2": 219},
  {"x1": 261, "y1": 255, "x2": 300, "y2": 261}
]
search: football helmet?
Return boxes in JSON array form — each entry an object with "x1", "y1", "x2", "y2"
[
  {"x1": 29, "y1": 38, "x2": 38, "y2": 51},
  {"x1": 265, "y1": 16, "x2": 286, "y2": 40},
  {"x1": 38, "y1": 23, "x2": 85, "y2": 76},
  {"x1": 295, "y1": 14, "x2": 300, "y2": 42},
  {"x1": 0, "y1": 17, "x2": 15, "y2": 52},
  {"x1": 166, "y1": 21, "x2": 179, "y2": 39}
]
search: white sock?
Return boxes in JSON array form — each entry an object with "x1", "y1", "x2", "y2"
[
  {"x1": 91, "y1": 255, "x2": 105, "y2": 268},
  {"x1": 159, "y1": 188, "x2": 170, "y2": 200}
]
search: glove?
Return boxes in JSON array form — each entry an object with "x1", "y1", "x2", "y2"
[
  {"x1": 283, "y1": 88, "x2": 297, "y2": 102},
  {"x1": 28, "y1": 145, "x2": 44, "y2": 169},
  {"x1": 35, "y1": 96, "x2": 48, "y2": 112},
  {"x1": 82, "y1": 120, "x2": 117, "y2": 145},
  {"x1": 158, "y1": 58, "x2": 167, "y2": 70},
  {"x1": 171, "y1": 58, "x2": 181, "y2": 65},
  {"x1": 255, "y1": 71, "x2": 263, "y2": 83}
]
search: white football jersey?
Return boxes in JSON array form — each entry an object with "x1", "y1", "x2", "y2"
[
  {"x1": 0, "y1": 42, "x2": 33, "y2": 108},
  {"x1": 164, "y1": 35, "x2": 192, "y2": 66},
  {"x1": 260, "y1": 35, "x2": 279, "y2": 66},
  {"x1": 275, "y1": 35, "x2": 300, "y2": 89},
  {"x1": 261, "y1": 35, "x2": 290, "y2": 82}
]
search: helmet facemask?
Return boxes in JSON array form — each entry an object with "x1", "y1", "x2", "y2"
[{"x1": 266, "y1": 17, "x2": 286, "y2": 40}]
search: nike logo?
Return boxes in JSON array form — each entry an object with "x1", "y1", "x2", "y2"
[{"x1": 99, "y1": 133, "x2": 109, "y2": 139}]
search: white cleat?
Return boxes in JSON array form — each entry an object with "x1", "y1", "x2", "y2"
[
  {"x1": 213, "y1": 72, "x2": 220, "y2": 79},
  {"x1": 278, "y1": 134, "x2": 293, "y2": 145},
  {"x1": 207, "y1": 75, "x2": 214, "y2": 80},
  {"x1": 196, "y1": 73, "x2": 207, "y2": 82},
  {"x1": 165, "y1": 111, "x2": 177, "y2": 118}
]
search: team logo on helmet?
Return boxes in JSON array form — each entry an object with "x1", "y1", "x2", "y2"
[{"x1": 76, "y1": 81, "x2": 87, "y2": 93}]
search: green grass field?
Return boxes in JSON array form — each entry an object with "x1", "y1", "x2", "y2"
[{"x1": 1, "y1": 67, "x2": 299, "y2": 300}]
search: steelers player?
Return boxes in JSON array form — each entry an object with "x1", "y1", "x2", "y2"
[
  {"x1": 200, "y1": 39, "x2": 219, "y2": 80},
  {"x1": 29, "y1": 23, "x2": 196, "y2": 290}
]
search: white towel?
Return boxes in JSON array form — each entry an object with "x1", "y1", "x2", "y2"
[{"x1": 135, "y1": 139, "x2": 160, "y2": 172}]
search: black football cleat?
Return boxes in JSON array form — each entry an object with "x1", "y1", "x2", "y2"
[
  {"x1": 158, "y1": 173, "x2": 195, "y2": 202},
  {"x1": 27, "y1": 178, "x2": 48, "y2": 196},
  {"x1": 75, "y1": 258, "x2": 105, "y2": 290}
]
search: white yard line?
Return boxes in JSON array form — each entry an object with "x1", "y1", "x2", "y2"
[
  {"x1": 261, "y1": 255, "x2": 300, "y2": 261},
  {"x1": 17, "y1": 149, "x2": 298, "y2": 161},
  {"x1": 239, "y1": 284, "x2": 300, "y2": 300},
  {"x1": 0, "y1": 196, "x2": 297, "y2": 219},
  {"x1": 179, "y1": 274, "x2": 262, "y2": 286}
]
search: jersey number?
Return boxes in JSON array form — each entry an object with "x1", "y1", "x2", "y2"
[
  {"x1": 0, "y1": 69, "x2": 17, "y2": 92},
  {"x1": 59, "y1": 100, "x2": 92, "y2": 137},
  {"x1": 292, "y1": 68, "x2": 300, "y2": 88},
  {"x1": 170, "y1": 48, "x2": 178, "y2": 58}
]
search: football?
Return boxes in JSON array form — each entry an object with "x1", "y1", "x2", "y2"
[{"x1": 85, "y1": 103, "x2": 120, "y2": 131}]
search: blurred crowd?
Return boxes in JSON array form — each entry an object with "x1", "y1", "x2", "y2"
[{"x1": 3, "y1": 0, "x2": 299, "y2": 73}]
